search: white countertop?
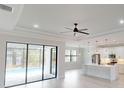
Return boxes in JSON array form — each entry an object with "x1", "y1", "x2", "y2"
[
  {"x1": 84, "y1": 64, "x2": 116, "y2": 68},
  {"x1": 82, "y1": 64, "x2": 119, "y2": 80}
]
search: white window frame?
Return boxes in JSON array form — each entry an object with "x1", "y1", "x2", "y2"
[{"x1": 65, "y1": 49, "x2": 77, "y2": 62}]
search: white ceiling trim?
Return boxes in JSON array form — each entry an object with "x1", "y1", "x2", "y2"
[
  {"x1": 14, "y1": 5, "x2": 24, "y2": 29},
  {"x1": 90, "y1": 27, "x2": 124, "y2": 38},
  {"x1": 15, "y1": 24, "x2": 124, "y2": 42},
  {"x1": 15, "y1": 25, "x2": 80, "y2": 40},
  {"x1": 98, "y1": 43, "x2": 124, "y2": 48},
  {"x1": 0, "y1": 28, "x2": 65, "y2": 42},
  {"x1": 15, "y1": 25, "x2": 73, "y2": 41}
]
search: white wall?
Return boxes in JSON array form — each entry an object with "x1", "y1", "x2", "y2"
[
  {"x1": 65, "y1": 47, "x2": 83, "y2": 70},
  {"x1": 0, "y1": 30, "x2": 65, "y2": 88},
  {"x1": 81, "y1": 47, "x2": 94, "y2": 65}
]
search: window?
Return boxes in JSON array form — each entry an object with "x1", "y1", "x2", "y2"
[{"x1": 65, "y1": 49, "x2": 77, "y2": 62}]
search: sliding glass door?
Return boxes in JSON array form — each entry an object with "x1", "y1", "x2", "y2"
[
  {"x1": 5, "y1": 43, "x2": 27, "y2": 87},
  {"x1": 27, "y1": 45, "x2": 43, "y2": 82},
  {"x1": 43, "y1": 46, "x2": 57, "y2": 79},
  {"x1": 5, "y1": 42, "x2": 57, "y2": 87},
  {"x1": 51, "y1": 48, "x2": 57, "y2": 76}
]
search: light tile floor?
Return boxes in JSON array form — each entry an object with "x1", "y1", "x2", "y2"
[{"x1": 13, "y1": 69, "x2": 124, "y2": 88}]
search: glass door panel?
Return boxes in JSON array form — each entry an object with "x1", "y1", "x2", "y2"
[
  {"x1": 43, "y1": 46, "x2": 57, "y2": 79},
  {"x1": 27, "y1": 45, "x2": 43, "y2": 82},
  {"x1": 5, "y1": 43, "x2": 27, "y2": 87},
  {"x1": 51, "y1": 48, "x2": 57, "y2": 76}
]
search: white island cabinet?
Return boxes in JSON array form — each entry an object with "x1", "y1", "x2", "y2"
[{"x1": 82, "y1": 64, "x2": 119, "y2": 81}]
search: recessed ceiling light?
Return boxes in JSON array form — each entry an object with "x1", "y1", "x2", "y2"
[
  {"x1": 33, "y1": 24, "x2": 39, "y2": 28},
  {"x1": 120, "y1": 20, "x2": 124, "y2": 24}
]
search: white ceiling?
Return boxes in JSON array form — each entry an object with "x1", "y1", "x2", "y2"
[
  {"x1": 17, "y1": 4, "x2": 124, "y2": 33},
  {"x1": 1, "y1": 4, "x2": 124, "y2": 47},
  {"x1": 0, "y1": 4, "x2": 23, "y2": 30}
]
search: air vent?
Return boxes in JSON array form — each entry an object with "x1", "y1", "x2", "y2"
[{"x1": 0, "y1": 4, "x2": 13, "y2": 12}]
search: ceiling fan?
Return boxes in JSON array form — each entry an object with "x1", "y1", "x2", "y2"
[{"x1": 61, "y1": 23, "x2": 89, "y2": 36}]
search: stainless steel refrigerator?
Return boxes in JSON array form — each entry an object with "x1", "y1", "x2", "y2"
[{"x1": 92, "y1": 54, "x2": 101, "y2": 64}]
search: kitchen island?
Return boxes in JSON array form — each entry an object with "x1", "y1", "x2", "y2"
[{"x1": 82, "y1": 64, "x2": 119, "y2": 81}]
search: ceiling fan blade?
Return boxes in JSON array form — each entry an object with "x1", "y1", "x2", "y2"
[
  {"x1": 79, "y1": 28, "x2": 88, "y2": 31},
  {"x1": 60, "y1": 31, "x2": 72, "y2": 33},
  {"x1": 64, "y1": 27, "x2": 73, "y2": 31},
  {"x1": 78, "y1": 31, "x2": 89, "y2": 35}
]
